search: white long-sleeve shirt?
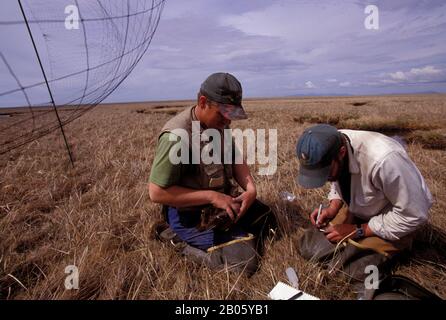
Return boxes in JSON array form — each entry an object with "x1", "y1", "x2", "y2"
[{"x1": 328, "y1": 130, "x2": 433, "y2": 241}]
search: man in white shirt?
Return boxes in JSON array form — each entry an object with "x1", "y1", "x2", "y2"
[{"x1": 296, "y1": 124, "x2": 433, "y2": 288}]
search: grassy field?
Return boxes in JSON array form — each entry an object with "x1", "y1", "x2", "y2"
[{"x1": 1, "y1": 94, "x2": 446, "y2": 299}]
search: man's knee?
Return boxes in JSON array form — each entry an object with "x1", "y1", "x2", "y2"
[
  {"x1": 298, "y1": 228, "x2": 337, "y2": 261},
  {"x1": 177, "y1": 238, "x2": 259, "y2": 276},
  {"x1": 216, "y1": 239, "x2": 259, "y2": 276}
]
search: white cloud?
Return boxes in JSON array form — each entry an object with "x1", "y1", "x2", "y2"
[
  {"x1": 339, "y1": 81, "x2": 351, "y2": 87},
  {"x1": 389, "y1": 71, "x2": 407, "y2": 80},
  {"x1": 386, "y1": 65, "x2": 444, "y2": 83},
  {"x1": 326, "y1": 78, "x2": 338, "y2": 83},
  {"x1": 150, "y1": 45, "x2": 182, "y2": 53},
  {"x1": 305, "y1": 81, "x2": 315, "y2": 89},
  {"x1": 380, "y1": 79, "x2": 398, "y2": 84},
  {"x1": 410, "y1": 65, "x2": 442, "y2": 76}
]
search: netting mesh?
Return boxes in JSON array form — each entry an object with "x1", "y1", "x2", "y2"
[{"x1": 0, "y1": 0, "x2": 165, "y2": 155}]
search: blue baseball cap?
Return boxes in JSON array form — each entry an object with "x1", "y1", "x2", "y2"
[{"x1": 296, "y1": 124, "x2": 342, "y2": 189}]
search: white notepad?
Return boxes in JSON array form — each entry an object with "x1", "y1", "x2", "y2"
[{"x1": 268, "y1": 281, "x2": 319, "y2": 300}]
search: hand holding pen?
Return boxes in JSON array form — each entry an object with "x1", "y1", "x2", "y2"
[{"x1": 310, "y1": 203, "x2": 337, "y2": 229}]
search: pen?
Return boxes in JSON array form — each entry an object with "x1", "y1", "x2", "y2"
[
  {"x1": 316, "y1": 203, "x2": 322, "y2": 225},
  {"x1": 289, "y1": 291, "x2": 304, "y2": 300}
]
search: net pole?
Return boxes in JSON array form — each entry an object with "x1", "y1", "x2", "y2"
[{"x1": 17, "y1": 0, "x2": 75, "y2": 167}]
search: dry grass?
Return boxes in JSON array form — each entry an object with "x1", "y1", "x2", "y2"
[{"x1": 1, "y1": 94, "x2": 446, "y2": 300}]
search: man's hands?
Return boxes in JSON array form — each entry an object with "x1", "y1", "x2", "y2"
[
  {"x1": 323, "y1": 224, "x2": 356, "y2": 243},
  {"x1": 208, "y1": 187, "x2": 256, "y2": 222},
  {"x1": 232, "y1": 162, "x2": 257, "y2": 221},
  {"x1": 310, "y1": 206, "x2": 338, "y2": 228},
  {"x1": 309, "y1": 199, "x2": 359, "y2": 243},
  {"x1": 233, "y1": 188, "x2": 256, "y2": 222},
  {"x1": 209, "y1": 192, "x2": 241, "y2": 221}
]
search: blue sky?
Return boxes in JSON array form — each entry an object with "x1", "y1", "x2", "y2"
[{"x1": 1, "y1": 0, "x2": 446, "y2": 107}]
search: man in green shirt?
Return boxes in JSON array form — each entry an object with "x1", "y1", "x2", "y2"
[
  {"x1": 149, "y1": 132, "x2": 183, "y2": 188},
  {"x1": 149, "y1": 73, "x2": 277, "y2": 275}
]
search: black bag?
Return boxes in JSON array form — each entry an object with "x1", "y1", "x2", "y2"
[{"x1": 372, "y1": 275, "x2": 442, "y2": 300}]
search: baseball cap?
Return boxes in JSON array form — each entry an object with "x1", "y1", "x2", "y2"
[
  {"x1": 296, "y1": 124, "x2": 342, "y2": 189},
  {"x1": 200, "y1": 72, "x2": 247, "y2": 120}
]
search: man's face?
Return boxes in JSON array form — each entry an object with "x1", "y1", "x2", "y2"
[
  {"x1": 327, "y1": 146, "x2": 347, "y2": 182},
  {"x1": 199, "y1": 97, "x2": 232, "y2": 130},
  {"x1": 327, "y1": 158, "x2": 342, "y2": 182}
]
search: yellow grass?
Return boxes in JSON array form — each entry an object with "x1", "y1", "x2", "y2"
[{"x1": 0, "y1": 94, "x2": 445, "y2": 299}]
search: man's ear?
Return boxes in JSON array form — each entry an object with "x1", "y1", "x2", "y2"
[{"x1": 198, "y1": 95, "x2": 207, "y2": 109}]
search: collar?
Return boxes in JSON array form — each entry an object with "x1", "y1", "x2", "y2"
[
  {"x1": 191, "y1": 106, "x2": 198, "y2": 121},
  {"x1": 191, "y1": 106, "x2": 206, "y2": 132},
  {"x1": 342, "y1": 133, "x2": 360, "y2": 174}
]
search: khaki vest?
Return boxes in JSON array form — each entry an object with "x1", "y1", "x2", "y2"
[{"x1": 159, "y1": 106, "x2": 237, "y2": 208}]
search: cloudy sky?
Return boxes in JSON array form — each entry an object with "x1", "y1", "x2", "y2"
[{"x1": 1, "y1": 0, "x2": 446, "y2": 106}]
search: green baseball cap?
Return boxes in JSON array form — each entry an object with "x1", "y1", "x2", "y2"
[
  {"x1": 296, "y1": 124, "x2": 342, "y2": 189},
  {"x1": 200, "y1": 72, "x2": 247, "y2": 120}
]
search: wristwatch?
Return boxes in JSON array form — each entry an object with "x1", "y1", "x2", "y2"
[{"x1": 355, "y1": 224, "x2": 365, "y2": 239}]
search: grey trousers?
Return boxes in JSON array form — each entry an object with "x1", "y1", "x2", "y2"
[
  {"x1": 181, "y1": 238, "x2": 259, "y2": 276},
  {"x1": 298, "y1": 227, "x2": 392, "y2": 282}
]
